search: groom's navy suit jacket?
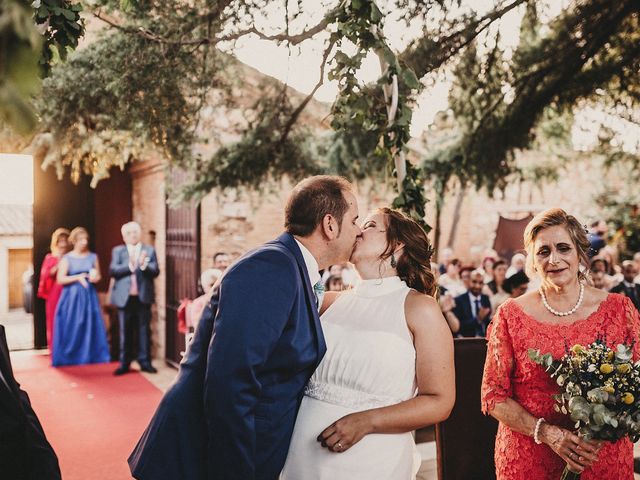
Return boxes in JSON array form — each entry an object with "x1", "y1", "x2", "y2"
[{"x1": 128, "y1": 233, "x2": 326, "y2": 480}]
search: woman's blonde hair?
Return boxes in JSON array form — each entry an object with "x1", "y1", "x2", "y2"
[
  {"x1": 50, "y1": 227, "x2": 70, "y2": 252},
  {"x1": 69, "y1": 227, "x2": 89, "y2": 246},
  {"x1": 523, "y1": 208, "x2": 590, "y2": 281}
]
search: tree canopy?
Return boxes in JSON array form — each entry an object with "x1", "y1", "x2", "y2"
[{"x1": 3, "y1": 0, "x2": 639, "y2": 232}]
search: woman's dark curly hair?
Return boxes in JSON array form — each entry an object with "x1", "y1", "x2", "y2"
[{"x1": 378, "y1": 208, "x2": 436, "y2": 296}]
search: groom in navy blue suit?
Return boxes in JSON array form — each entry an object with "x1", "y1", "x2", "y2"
[{"x1": 129, "y1": 176, "x2": 361, "y2": 480}]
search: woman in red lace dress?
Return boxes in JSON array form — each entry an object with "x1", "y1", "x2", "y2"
[
  {"x1": 37, "y1": 228, "x2": 70, "y2": 351},
  {"x1": 482, "y1": 208, "x2": 638, "y2": 479}
]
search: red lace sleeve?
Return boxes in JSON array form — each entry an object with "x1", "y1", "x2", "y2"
[{"x1": 481, "y1": 302, "x2": 516, "y2": 414}]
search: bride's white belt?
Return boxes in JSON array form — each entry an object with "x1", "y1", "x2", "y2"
[{"x1": 304, "y1": 380, "x2": 404, "y2": 410}]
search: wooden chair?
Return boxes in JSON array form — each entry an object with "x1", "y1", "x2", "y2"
[{"x1": 435, "y1": 337, "x2": 499, "y2": 480}]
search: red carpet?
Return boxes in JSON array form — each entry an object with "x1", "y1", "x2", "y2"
[{"x1": 11, "y1": 352, "x2": 165, "y2": 480}]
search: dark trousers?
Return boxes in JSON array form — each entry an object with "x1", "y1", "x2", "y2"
[{"x1": 118, "y1": 296, "x2": 152, "y2": 367}]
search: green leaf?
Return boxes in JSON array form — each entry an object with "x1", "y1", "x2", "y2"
[
  {"x1": 370, "y1": 3, "x2": 382, "y2": 23},
  {"x1": 62, "y1": 8, "x2": 76, "y2": 21},
  {"x1": 401, "y1": 68, "x2": 421, "y2": 90}
]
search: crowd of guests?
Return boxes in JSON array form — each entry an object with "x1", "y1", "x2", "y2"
[
  {"x1": 431, "y1": 218, "x2": 640, "y2": 339},
  {"x1": 36, "y1": 222, "x2": 160, "y2": 374}
]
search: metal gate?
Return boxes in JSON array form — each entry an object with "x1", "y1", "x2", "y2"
[{"x1": 165, "y1": 173, "x2": 200, "y2": 366}]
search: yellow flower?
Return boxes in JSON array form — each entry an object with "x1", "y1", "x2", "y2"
[
  {"x1": 607, "y1": 351, "x2": 615, "y2": 361},
  {"x1": 600, "y1": 363, "x2": 614, "y2": 374},
  {"x1": 603, "y1": 385, "x2": 615, "y2": 394},
  {"x1": 571, "y1": 344, "x2": 585, "y2": 355},
  {"x1": 622, "y1": 393, "x2": 635, "y2": 405},
  {"x1": 617, "y1": 363, "x2": 632, "y2": 374}
]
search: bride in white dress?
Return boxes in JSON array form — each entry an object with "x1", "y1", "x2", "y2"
[{"x1": 280, "y1": 208, "x2": 456, "y2": 480}]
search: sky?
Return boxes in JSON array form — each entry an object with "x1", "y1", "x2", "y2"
[
  {"x1": 0, "y1": 154, "x2": 34, "y2": 205},
  {"x1": 229, "y1": 0, "x2": 526, "y2": 137},
  {"x1": 229, "y1": 1, "x2": 640, "y2": 151}
]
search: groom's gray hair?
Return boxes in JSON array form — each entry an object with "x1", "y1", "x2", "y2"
[{"x1": 285, "y1": 176, "x2": 353, "y2": 237}]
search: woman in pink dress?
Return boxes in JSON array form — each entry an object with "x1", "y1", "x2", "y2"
[
  {"x1": 482, "y1": 208, "x2": 638, "y2": 479},
  {"x1": 37, "y1": 228, "x2": 70, "y2": 351}
]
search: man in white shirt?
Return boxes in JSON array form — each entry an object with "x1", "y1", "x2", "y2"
[{"x1": 109, "y1": 222, "x2": 160, "y2": 375}]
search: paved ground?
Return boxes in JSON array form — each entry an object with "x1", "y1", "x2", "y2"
[{"x1": 1, "y1": 308, "x2": 34, "y2": 351}]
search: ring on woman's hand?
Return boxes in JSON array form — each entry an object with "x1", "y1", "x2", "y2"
[{"x1": 335, "y1": 442, "x2": 343, "y2": 450}]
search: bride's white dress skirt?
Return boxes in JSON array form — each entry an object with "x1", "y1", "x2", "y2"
[
  {"x1": 281, "y1": 394, "x2": 420, "y2": 479},
  {"x1": 280, "y1": 277, "x2": 421, "y2": 480}
]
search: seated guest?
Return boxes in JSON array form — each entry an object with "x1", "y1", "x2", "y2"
[
  {"x1": 484, "y1": 258, "x2": 509, "y2": 310},
  {"x1": 438, "y1": 247, "x2": 454, "y2": 275},
  {"x1": 451, "y1": 269, "x2": 492, "y2": 337},
  {"x1": 587, "y1": 219, "x2": 607, "y2": 257},
  {"x1": 480, "y1": 256, "x2": 496, "y2": 283},
  {"x1": 438, "y1": 258, "x2": 466, "y2": 297},
  {"x1": 503, "y1": 270, "x2": 529, "y2": 299},
  {"x1": 634, "y1": 252, "x2": 640, "y2": 283},
  {"x1": 321, "y1": 264, "x2": 344, "y2": 284},
  {"x1": 459, "y1": 265, "x2": 474, "y2": 292},
  {"x1": 186, "y1": 269, "x2": 222, "y2": 333},
  {"x1": 610, "y1": 260, "x2": 640, "y2": 311},
  {"x1": 590, "y1": 257, "x2": 615, "y2": 290},
  {"x1": 324, "y1": 274, "x2": 344, "y2": 292},
  {"x1": 440, "y1": 292, "x2": 460, "y2": 334},
  {"x1": 591, "y1": 269, "x2": 607, "y2": 290},
  {"x1": 0, "y1": 324, "x2": 61, "y2": 479},
  {"x1": 506, "y1": 252, "x2": 525, "y2": 278},
  {"x1": 212, "y1": 252, "x2": 231, "y2": 272}
]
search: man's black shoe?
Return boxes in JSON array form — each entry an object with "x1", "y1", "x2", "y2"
[
  {"x1": 140, "y1": 364, "x2": 158, "y2": 374},
  {"x1": 113, "y1": 366, "x2": 130, "y2": 376}
]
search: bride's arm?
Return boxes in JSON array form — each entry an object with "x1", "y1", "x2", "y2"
[{"x1": 318, "y1": 292, "x2": 455, "y2": 451}]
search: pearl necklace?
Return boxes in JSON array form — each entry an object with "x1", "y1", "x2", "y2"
[{"x1": 539, "y1": 283, "x2": 585, "y2": 317}]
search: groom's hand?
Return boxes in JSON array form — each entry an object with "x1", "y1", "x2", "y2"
[{"x1": 317, "y1": 412, "x2": 373, "y2": 453}]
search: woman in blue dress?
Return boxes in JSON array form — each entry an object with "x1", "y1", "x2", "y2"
[{"x1": 52, "y1": 227, "x2": 110, "y2": 367}]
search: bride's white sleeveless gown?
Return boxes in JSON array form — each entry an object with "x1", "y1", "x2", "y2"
[{"x1": 280, "y1": 276, "x2": 421, "y2": 479}]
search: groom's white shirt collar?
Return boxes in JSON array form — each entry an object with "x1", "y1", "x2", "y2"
[{"x1": 294, "y1": 238, "x2": 321, "y2": 288}]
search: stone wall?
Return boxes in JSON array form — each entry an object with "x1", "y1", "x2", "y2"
[
  {"x1": 129, "y1": 158, "x2": 166, "y2": 358},
  {"x1": 199, "y1": 178, "x2": 396, "y2": 269}
]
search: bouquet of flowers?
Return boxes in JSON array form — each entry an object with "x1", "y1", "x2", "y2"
[{"x1": 529, "y1": 339, "x2": 640, "y2": 479}]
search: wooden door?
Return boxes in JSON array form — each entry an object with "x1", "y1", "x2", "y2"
[
  {"x1": 165, "y1": 171, "x2": 200, "y2": 366},
  {"x1": 8, "y1": 249, "x2": 32, "y2": 309},
  {"x1": 33, "y1": 157, "x2": 95, "y2": 348}
]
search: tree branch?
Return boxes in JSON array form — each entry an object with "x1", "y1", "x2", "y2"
[
  {"x1": 400, "y1": 0, "x2": 528, "y2": 78},
  {"x1": 93, "y1": 8, "x2": 335, "y2": 47},
  {"x1": 278, "y1": 39, "x2": 336, "y2": 144}
]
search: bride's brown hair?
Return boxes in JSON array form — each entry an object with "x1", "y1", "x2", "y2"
[{"x1": 378, "y1": 208, "x2": 436, "y2": 296}]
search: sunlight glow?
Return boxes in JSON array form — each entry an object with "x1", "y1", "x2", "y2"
[{"x1": 0, "y1": 154, "x2": 34, "y2": 205}]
